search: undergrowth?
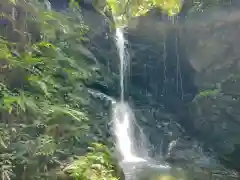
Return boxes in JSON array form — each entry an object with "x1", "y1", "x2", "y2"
[{"x1": 0, "y1": 0, "x2": 117, "y2": 179}]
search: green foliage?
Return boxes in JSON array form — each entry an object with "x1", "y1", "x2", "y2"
[
  {"x1": 0, "y1": 0, "x2": 117, "y2": 179},
  {"x1": 105, "y1": 0, "x2": 182, "y2": 26},
  {"x1": 194, "y1": 89, "x2": 219, "y2": 101},
  {"x1": 103, "y1": 0, "x2": 232, "y2": 26},
  {"x1": 65, "y1": 143, "x2": 118, "y2": 180}
]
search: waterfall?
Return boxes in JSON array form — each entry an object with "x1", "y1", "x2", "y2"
[
  {"x1": 115, "y1": 27, "x2": 126, "y2": 102},
  {"x1": 112, "y1": 27, "x2": 172, "y2": 180},
  {"x1": 112, "y1": 27, "x2": 146, "y2": 163}
]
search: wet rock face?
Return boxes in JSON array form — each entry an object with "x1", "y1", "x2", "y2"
[
  {"x1": 127, "y1": 8, "x2": 240, "y2": 172},
  {"x1": 187, "y1": 76, "x2": 240, "y2": 171},
  {"x1": 181, "y1": 7, "x2": 240, "y2": 171},
  {"x1": 182, "y1": 8, "x2": 240, "y2": 86},
  {"x1": 126, "y1": 5, "x2": 240, "y2": 172}
]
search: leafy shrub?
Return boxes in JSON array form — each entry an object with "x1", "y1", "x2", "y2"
[
  {"x1": 0, "y1": 0, "x2": 117, "y2": 179},
  {"x1": 65, "y1": 143, "x2": 118, "y2": 180}
]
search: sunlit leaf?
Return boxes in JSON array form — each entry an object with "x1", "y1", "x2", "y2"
[{"x1": 106, "y1": 0, "x2": 182, "y2": 26}]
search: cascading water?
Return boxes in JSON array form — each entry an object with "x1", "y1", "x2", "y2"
[
  {"x1": 113, "y1": 27, "x2": 146, "y2": 163},
  {"x1": 115, "y1": 27, "x2": 126, "y2": 102},
  {"x1": 112, "y1": 27, "x2": 148, "y2": 180},
  {"x1": 112, "y1": 27, "x2": 172, "y2": 180},
  {"x1": 112, "y1": 102, "x2": 146, "y2": 163}
]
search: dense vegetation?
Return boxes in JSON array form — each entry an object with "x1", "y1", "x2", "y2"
[{"x1": 0, "y1": 0, "x2": 119, "y2": 179}]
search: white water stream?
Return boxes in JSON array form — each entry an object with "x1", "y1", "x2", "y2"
[
  {"x1": 115, "y1": 27, "x2": 126, "y2": 102},
  {"x1": 113, "y1": 27, "x2": 146, "y2": 163},
  {"x1": 112, "y1": 27, "x2": 171, "y2": 180}
]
